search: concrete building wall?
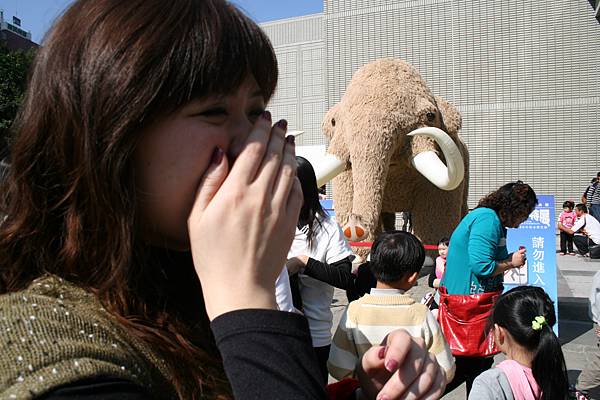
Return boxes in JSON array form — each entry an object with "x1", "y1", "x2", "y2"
[
  {"x1": 262, "y1": 1, "x2": 600, "y2": 214},
  {"x1": 261, "y1": 15, "x2": 326, "y2": 147}
]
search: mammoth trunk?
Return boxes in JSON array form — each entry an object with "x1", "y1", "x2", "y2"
[{"x1": 343, "y1": 137, "x2": 394, "y2": 243}]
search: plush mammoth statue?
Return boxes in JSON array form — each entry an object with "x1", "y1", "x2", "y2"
[{"x1": 316, "y1": 58, "x2": 469, "y2": 255}]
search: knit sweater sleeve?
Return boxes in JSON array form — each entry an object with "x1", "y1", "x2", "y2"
[
  {"x1": 327, "y1": 306, "x2": 359, "y2": 381},
  {"x1": 211, "y1": 309, "x2": 327, "y2": 399},
  {"x1": 422, "y1": 310, "x2": 455, "y2": 382}
]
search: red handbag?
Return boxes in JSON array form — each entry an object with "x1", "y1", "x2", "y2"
[{"x1": 437, "y1": 286, "x2": 501, "y2": 357}]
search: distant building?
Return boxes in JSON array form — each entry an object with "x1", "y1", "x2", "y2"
[
  {"x1": 261, "y1": 0, "x2": 600, "y2": 219},
  {"x1": 591, "y1": 0, "x2": 600, "y2": 22},
  {"x1": 0, "y1": 10, "x2": 38, "y2": 50}
]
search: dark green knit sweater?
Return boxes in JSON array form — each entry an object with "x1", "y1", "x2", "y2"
[{"x1": 0, "y1": 275, "x2": 176, "y2": 399}]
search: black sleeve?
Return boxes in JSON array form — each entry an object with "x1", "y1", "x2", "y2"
[
  {"x1": 211, "y1": 309, "x2": 327, "y2": 400},
  {"x1": 38, "y1": 377, "x2": 148, "y2": 399},
  {"x1": 345, "y1": 262, "x2": 377, "y2": 302},
  {"x1": 428, "y1": 268, "x2": 437, "y2": 288},
  {"x1": 303, "y1": 256, "x2": 354, "y2": 289}
]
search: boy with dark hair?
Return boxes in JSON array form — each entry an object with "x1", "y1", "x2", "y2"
[{"x1": 328, "y1": 231, "x2": 455, "y2": 382}]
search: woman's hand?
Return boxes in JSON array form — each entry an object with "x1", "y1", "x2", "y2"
[
  {"x1": 357, "y1": 329, "x2": 446, "y2": 400},
  {"x1": 188, "y1": 112, "x2": 303, "y2": 320},
  {"x1": 510, "y1": 247, "x2": 527, "y2": 268},
  {"x1": 286, "y1": 255, "x2": 309, "y2": 275}
]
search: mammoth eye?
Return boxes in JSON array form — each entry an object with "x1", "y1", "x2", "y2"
[
  {"x1": 426, "y1": 112, "x2": 436, "y2": 122},
  {"x1": 331, "y1": 118, "x2": 336, "y2": 127}
]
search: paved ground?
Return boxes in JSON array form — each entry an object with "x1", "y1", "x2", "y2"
[{"x1": 328, "y1": 239, "x2": 600, "y2": 399}]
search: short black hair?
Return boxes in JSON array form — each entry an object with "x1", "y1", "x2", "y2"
[
  {"x1": 438, "y1": 237, "x2": 450, "y2": 247},
  {"x1": 576, "y1": 203, "x2": 588, "y2": 213},
  {"x1": 562, "y1": 201, "x2": 574, "y2": 209},
  {"x1": 369, "y1": 231, "x2": 425, "y2": 283}
]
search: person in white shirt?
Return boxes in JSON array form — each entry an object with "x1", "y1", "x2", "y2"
[
  {"x1": 559, "y1": 203, "x2": 600, "y2": 256},
  {"x1": 284, "y1": 156, "x2": 354, "y2": 384}
]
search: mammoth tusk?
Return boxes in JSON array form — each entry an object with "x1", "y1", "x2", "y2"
[
  {"x1": 408, "y1": 127, "x2": 464, "y2": 191},
  {"x1": 314, "y1": 154, "x2": 347, "y2": 187}
]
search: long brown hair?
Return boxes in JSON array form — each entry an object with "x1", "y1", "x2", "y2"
[{"x1": 0, "y1": 0, "x2": 277, "y2": 398}]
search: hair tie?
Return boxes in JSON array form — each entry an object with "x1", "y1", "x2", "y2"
[{"x1": 531, "y1": 316, "x2": 547, "y2": 331}]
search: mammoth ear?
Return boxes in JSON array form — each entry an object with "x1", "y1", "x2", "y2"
[
  {"x1": 322, "y1": 103, "x2": 340, "y2": 141},
  {"x1": 435, "y1": 96, "x2": 462, "y2": 136}
]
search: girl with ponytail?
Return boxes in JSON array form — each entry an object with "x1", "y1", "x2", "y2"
[{"x1": 469, "y1": 286, "x2": 569, "y2": 400}]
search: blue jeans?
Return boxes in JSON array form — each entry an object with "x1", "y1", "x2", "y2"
[{"x1": 591, "y1": 204, "x2": 600, "y2": 223}]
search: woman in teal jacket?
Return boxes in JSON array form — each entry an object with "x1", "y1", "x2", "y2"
[{"x1": 442, "y1": 181, "x2": 537, "y2": 397}]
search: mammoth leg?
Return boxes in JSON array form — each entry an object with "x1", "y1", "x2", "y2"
[{"x1": 411, "y1": 188, "x2": 462, "y2": 253}]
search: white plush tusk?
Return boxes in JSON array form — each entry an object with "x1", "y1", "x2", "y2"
[
  {"x1": 408, "y1": 127, "x2": 464, "y2": 191},
  {"x1": 286, "y1": 130, "x2": 304, "y2": 137},
  {"x1": 314, "y1": 154, "x2": 347, "y2": 187}
]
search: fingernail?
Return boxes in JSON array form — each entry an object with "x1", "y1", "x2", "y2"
[
  {"x1": 385, "y1": 359, "x2": 398, "y2": 372},
  {"x1": 285, "y1": 134, "x2": 295, "y2": 144},
  {"x1": 275, "y1": 119, "x2": 288, "y2": 131},
  {"x1": 377, "y1": 394, "x2": 390, "y2": 400},
  {"x1": 261, "y1": 110, "x2": 271, "y2": 121},
  {"x1": 211, "y1": 147, "x2": 223, "y2": 165}
]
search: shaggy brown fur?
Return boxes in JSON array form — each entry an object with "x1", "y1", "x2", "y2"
[{"x1": 322, "y1": 58, "x2": 469, "y2": 255}]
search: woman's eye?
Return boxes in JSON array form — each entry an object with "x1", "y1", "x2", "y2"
[
  {"x1": 248, "y1": 108, "x2": 265, "y2": 122},
  {"x1": 199, "y1": 107, "x2": 228, "y2": 117}
]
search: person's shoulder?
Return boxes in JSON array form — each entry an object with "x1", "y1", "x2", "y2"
[
  {"x1": 0, "y1": 276, "x2": 175, "y2": 399},
  {"x1": 470, "y1": 368, "x2": 513, "y2": 400},
  {"x1": 474, "y1": 367, "x2": 507, "y2": 381},
  {"x1": 472, "y1": 208, "x2": 504, "y2": 229},
  {"x1": 408, "y1": 301, "x2": 429, "y2": 314},
  {"x1": 318, "y1": 215, "x2": 342, "y2": 232},
  {"x1": 346, "y1": 297, "x2": 366, "y2": 321},
  {"x1": 472, "y1": 207, "x2": 499, "y2": 220},
  {"x1": 472, "y1": 368, "x2": 510, "y2": 388}
]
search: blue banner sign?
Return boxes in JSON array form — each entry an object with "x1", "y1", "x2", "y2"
[{"x1": 506, "y1": 195, "x2": 558, "y2": 334}]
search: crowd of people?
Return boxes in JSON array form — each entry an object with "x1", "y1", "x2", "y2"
[
  {"x1": 277, "y1": 158, "x2": 571, "y2": 399},
  {"x1": 0, "y1": 0, "x2": 596, "y2": 399},
  {"x1": 321, "y1": 180, "x2": 570, "y2": 399},
  {"x1": 557, "y1": 172, "x2": 600, "y2": 258}
]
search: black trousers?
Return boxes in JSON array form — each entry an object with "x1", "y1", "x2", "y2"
[
  {"x1": 574, "y1": 235, "x2": 597, "y2": 255},
  {"x1": 314, "y1": 345, "x2": 331, "y2": 386},
  {"x1": 443, "y1": 356, "x2": 494, "y2": 397},
  {"x1": 560, "y1": 231, "x2": 574, "y2": 254}
]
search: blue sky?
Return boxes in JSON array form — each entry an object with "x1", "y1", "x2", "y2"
[{"x1": 0, "y1": 0, "x2": 323, "y2": 44}]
